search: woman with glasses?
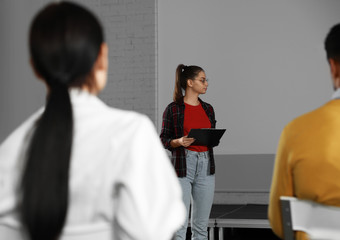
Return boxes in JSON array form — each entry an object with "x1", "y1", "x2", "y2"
[{"x1": 160, "y1": 64, "x2": 216, "y2": 240}]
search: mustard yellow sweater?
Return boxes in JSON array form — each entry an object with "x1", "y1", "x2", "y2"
[{"x1": 268, "y1": 100, "x2": 340, "y2": 240}]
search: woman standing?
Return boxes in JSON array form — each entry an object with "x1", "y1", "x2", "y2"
[
  {"x1": 0, "y1": 2, "x2": 185, "y2": 240},
  {"x1": 160, "y1": 64, "x2": 216, "y2": 240}
]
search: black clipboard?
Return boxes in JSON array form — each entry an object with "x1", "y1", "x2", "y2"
[{"x1": 187, "y1": 128, "x2": 226, "y2": 147}]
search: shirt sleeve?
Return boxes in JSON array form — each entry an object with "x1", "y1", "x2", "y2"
[
  {"x1": 160, "y1": 105, "x2": 174, "y2": 151},
  {"x1": 114, "y1": 115, "x2": 185, "y2": 240},
  {"x1": 268, "y1": 127, "x2": 294, "y2": 239}
]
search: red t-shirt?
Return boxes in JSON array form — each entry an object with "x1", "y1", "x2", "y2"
[{"x1": 183, "y1": 102, "x2": 211, "y2": 152}]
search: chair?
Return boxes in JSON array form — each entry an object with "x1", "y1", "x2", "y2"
[{"x1": 280, "y1": 196, "x2": 340, "y2": 240}]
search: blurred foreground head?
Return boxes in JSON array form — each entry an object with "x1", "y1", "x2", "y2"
[
  {"x1": 29, "y1": 1, "x2": 106, "y2": 92},
  {"x1": 325, "y1": 23, "x2": 340, "y2": 89}
]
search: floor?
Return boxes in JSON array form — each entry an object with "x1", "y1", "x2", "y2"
[
  {"x1": 185, "y1": 204, "x2": 281, "y2": 240},
  {"x1": 186, "y1": 227, "x2": 280, "y2": 240}
]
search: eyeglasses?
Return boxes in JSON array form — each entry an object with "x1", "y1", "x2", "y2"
[{"x1": 195, "y1": 78, "x2": 209, "y2": 84}]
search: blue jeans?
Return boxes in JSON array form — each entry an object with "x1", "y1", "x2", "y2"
[{"x1": 175, "y1": 150, "x2": 215, "y2": 240}]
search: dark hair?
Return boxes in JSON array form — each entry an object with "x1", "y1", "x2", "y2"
[
  {"x1": 173, "y1": 64, "x2": 204, "y2": 103},
  {"x1": 325, "y1": 23, "x2": 340, "y2": 62},
  {"x1": 20, "y1": 2, "x2": 104, "y2": 240}
]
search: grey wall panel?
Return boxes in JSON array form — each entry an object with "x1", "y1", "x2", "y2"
[{"x1": 215, "y1": 154, "x2": 275, "y2": 192}]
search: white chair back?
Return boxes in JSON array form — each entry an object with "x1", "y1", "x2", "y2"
[{"x1": 280, "y1": 196, "x2": 340, "y2": 240}]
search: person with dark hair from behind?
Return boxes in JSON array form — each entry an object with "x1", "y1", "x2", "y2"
[
  {"x1": 160, "y1": 64, "x2": 216, "y2": 240},
  {"x1": 268, "y1": 23, "x2": 340, "y2": 240},
  {"x1": 0, "y1": 2, "x2": 185, "y2": 240}
]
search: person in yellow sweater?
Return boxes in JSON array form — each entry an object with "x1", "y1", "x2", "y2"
[{"x1": 268, "y1": 23, "x2": 340, "y2": 240}]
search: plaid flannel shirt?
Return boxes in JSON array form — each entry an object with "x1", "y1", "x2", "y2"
[{"x1": 160, "y1": 97, "x2": 216, "y2": 177}]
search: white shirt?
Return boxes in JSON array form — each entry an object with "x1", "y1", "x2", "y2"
[{"x1": 0, "y1": 89, "x2": 185, "y2": 240}]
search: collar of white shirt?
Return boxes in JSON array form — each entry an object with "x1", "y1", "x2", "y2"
[{"x1": 331, "y1": 88, "x2": 340, "y2": 100}]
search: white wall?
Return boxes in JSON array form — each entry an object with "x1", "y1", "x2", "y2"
[{"x1": 158, "y1": 0, "x2": 340, "y2": 155}]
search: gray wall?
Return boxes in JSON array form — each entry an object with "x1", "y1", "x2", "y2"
[
  {"x1": 84, "y1": 0, "x2": 158, "y2": 123},
  {"x1": 0, "y1": 0, "x2": 157, "y2": 143},
  {"x1": 158, "y1": 0, "x2": 340, "y2": 155},
  {"x1": 0, "y1": 0, "x2": 46, "y2": 143}
]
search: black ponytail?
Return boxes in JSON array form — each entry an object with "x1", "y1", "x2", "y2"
[
  {"x1": 173, "y1": 64, "x2": 204, "y2": 103},
  {"x1": 20, "y1": 2, "x2": 104, "y2": 240},
  {"x1": 21, "y1": 84, "x2": 72, "y2": 240},
  {"x1": 173, "y1": 64, "x2": 186, "y2": 103}
]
